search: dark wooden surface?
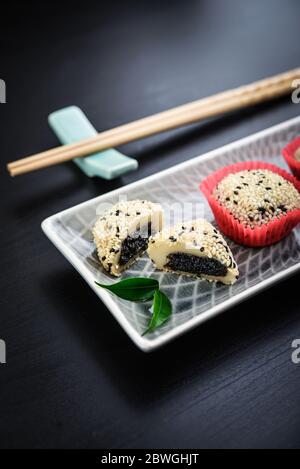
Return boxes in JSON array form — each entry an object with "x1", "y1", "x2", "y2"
[{"x1": 1, "y1": 0, "x2": 300, "y2": 449}]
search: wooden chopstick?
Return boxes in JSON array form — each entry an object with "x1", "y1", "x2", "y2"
[
  {"x1": 8, "y1": 68, "x2": 298, "y2": 171},
  {"x1": 7, "y1": 68, "x2": 300, "y2": 176},
  {"x1": 8, "y1": 75, "x2": 296, "y2": 176}
]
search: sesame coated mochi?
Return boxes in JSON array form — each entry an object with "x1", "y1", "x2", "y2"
[
  {"x1": 147, "y1": 219, "x2": 239, "y2": 285},
  {"x1": 213, "y1": 169, "x2": 300, "y2": 229},
  {"x1": 93, "y1": 200, "x2": 163, "y2": 276}
]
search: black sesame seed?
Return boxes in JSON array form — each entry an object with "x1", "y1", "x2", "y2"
[
  {"x1": 226, "y1": 197, "x2": 230, "y2": 201},
  {"x1": 166, "y1": 253, "x2": 227, "y2": 277},
  {"x1": 115, "y1": 210, "x2": 120, "y2": 216},
  {"x1": 110, "y1": 248, "x2": 115, "y2": 253},
  {"x1": 169, "y1": 236, "x2": 177, "y2": 242},
  {"x1": 266, "y1": 187, "x2": 272, "y2": 191},
  {"x1": 101, "y1": 256, "x2": 106, "y2": 261},
  {"x1": 258, "y1": 207, "x2": 266, "y2": 214},
  {"x1": 234, "y1": 201, "x2": 238, "y2": 205},
  {"x1": 136, "y1": 211, "x2": 141, "y2": 215},
  {"x1": 200, "y1": 247, "x2": 205, "y2": 252},
  {"x1": 234, "y1": 191, "x2": 239, "y2": 195}
]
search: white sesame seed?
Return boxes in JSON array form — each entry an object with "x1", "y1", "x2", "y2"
[
  {"x1": 213, "y1": 169, "x2": 300, "y2": 228},
  {"x1": 148, "y1": 219, "x2": 239, "y2": 284},
  {"x1": 93, "y1": 200, "x2": 163, "y2": 276}
]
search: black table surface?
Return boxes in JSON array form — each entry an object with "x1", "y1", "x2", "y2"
[{"x1": 1, "y1": 0, "x2": 300, "y2": 449}]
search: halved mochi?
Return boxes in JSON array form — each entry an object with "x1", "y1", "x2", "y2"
[
  {"x1": 148, "y1": 219, "x2": 239, "y2": 285},
  {"x1": 93, "y1": 200, "x2": 163, "y2": 276}
]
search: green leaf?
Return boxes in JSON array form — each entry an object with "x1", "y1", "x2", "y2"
[
  {"x1": 95, "y1": 277, "x2": 159, "y2": 302},
  {"x1": 143, "y1": 290, "x2": 172, "y2": 335}
]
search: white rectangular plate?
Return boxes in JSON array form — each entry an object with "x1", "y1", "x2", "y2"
[{"x1": 42, "y1": 117, "x2": 300, "y2": 352}]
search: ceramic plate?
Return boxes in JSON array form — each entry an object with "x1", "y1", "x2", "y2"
[{"x1": 42, "y1": 116, "x2": 300, "y2": 351}]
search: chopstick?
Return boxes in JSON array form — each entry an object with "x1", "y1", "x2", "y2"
[
  {"x1": 9, "y1": 68, "x2": 297, "y2": 170},
  {"x1": 7, "y1": 68, "x2": 300, "y2": 177}
]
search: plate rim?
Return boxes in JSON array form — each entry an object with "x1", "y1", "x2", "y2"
[{"x1": 41, "y1": 115, "x2": 300, "y2": 352}]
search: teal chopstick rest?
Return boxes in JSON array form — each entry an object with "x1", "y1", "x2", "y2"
[{"x1": 48, "y1": 106, "x2": 138, "y2": 179}]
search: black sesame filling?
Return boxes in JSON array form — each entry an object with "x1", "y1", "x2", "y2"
[
  {"x1": 165, "y1": 253, "x2": 228, "y2": 277},
  {"x1": 118, "y1": 223, "x2": 151, "y2": 266}
]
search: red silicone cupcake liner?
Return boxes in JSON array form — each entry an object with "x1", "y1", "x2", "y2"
[
  {"x1": 200, "y1": 161, "x2": 300, "y2": 247},
  {"x1": 282, "y1": 137, "x2": 300, "y2": 180}
]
